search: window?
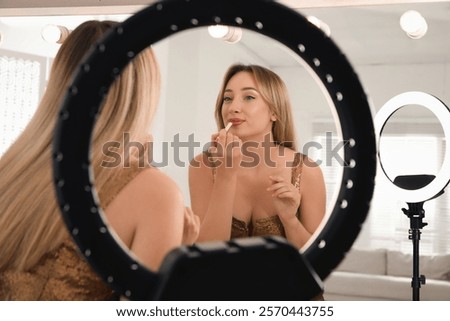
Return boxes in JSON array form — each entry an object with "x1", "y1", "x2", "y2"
[{"x1": 0, "y1": 50, "x2": 46, "y2": 156}]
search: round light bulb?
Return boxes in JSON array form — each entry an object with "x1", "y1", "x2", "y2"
[
  {"x1": 207, "y1": 25, "x2": 229, "y2": 39},
  {"x1": 207, "y1": 24, "x2": 242, "y2": 44},
  {"x1": 400, "y1": 10, "x2": 428, "y2": 39},
  {"x1": 41, "y1": 25, "x2": 70, "y2": 44},
  {"x1": 223, "y1": 27, "x2": 242, "y2": 44}
]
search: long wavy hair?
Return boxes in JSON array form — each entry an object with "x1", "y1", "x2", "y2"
[
  {"x1": 214, "y1": 64, "x2": 297, "y2": 150},
  {"x1": 0, "y1": 20, "x2": 160, "y2": 271}
]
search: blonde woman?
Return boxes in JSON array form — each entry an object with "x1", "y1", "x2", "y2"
[
  {"x1": 0, "y1": 20, "x2": 198, "y2": 300},
  {"x1": 189, "y1": 64, "x2": 326, "y2": 249}
]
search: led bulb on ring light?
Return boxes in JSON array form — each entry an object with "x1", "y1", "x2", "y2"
[{"x1": 307, "y1": 16, "x2": 331, "y2": 37}]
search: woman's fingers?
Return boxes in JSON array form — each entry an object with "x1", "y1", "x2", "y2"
[
  {"x1": 273, "y1": 190, "x2": 295, "y2": 199},
  {"x1": 210, "y1": 130, "x2": 242, "y2": 165},
  {"x1": 270, "y1": 185, "x2": 293, "y2": 197},
  {"x1": 267, "y1": 177, "x2": 290, "y2": 193},
  {"x1": 269, "y1": 175, "x2": 285, "y2": 183},
  {"x1": 211, "y1": 133, "x2": 219, "y2": 145},
  {"x1": 267, "y1": 182, "x2": 286, "y2": 191},
  {"x1": 267, "y1": 176, "x2": 299, "y2": 199}
]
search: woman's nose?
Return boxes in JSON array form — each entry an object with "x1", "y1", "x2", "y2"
[{"x1": 229, "y1": 101, "x2": 241, "y2": 113}]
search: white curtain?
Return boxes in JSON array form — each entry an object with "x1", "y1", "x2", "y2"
[{"x1": 0, "y1": 50, "x2": 46, "y2": 156}]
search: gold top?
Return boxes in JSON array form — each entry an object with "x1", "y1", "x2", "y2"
[{"x1": 0, "y1": 238, "x2": 115, "y2": 300}]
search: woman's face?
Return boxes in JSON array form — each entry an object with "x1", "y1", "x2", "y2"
[{"x1": 221, "y1": 71, "x2": 276, "y2": 142}]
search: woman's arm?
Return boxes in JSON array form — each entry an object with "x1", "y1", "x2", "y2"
[
  {"x1": 269, "y1": 159, "x2": 326, "y2": 248},
  {"x1": 189, "y1": 128, "x2": 243, "y2": 242},
  {"x1": 188, "y1": 152, "x2": 237, "y2": 242},
  {"x1": 297, "y1": 162, "x2": 326, "y2": 236}
]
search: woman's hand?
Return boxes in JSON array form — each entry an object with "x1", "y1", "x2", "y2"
[
  {"x1": 182, "y1": 207, "x2": 200, "y2": 245},
  {"x1": 208, "y1": 128, "x2": 242, "y2": 174},
  {"x1": 267, "y1": 175, "x2": 301, "y2": 223}
]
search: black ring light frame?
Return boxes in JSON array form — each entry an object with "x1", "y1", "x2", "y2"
[{"x1": 53, "y1": 0, "x2": 376, "y2": 300}]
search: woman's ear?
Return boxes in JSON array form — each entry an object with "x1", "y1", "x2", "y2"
[{"x1": 270, "y1": 113, "x2": 277, "y2": 122}]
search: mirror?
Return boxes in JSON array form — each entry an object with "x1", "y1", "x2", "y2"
[
  {"x1": 0, "y1": 14, "x2": 342, "y2": 253},
  {"x1": 1, "y1": 1, "x2": 449, "y2": 258},
  {"x1": 151, "y1": 27, "x2": 341, "y2": 226}
]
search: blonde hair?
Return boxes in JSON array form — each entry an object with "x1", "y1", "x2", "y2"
[
  {"x1": 214, "y1": 64, "x2": 297, "y2": 150},
  {"x1": 0, "y1": 20, "x2": 160, "y2": 271}
]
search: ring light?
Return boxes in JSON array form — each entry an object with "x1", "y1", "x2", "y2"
[
  {"x1": 53, "y1": 0, "x2": 376, "y2": 299},
  {"x1": 375, "y1": 91, "x2": 450, "y2": 203}
]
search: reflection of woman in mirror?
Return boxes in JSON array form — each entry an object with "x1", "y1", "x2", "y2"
[
  {"x1": 189, "y1": 64, "x2": 326, "y2": 249},
  {"x1": 0, "y1": 20, "x2": 198, "y2": 300}
]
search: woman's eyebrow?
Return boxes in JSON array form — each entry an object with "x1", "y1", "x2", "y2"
[
  {"x1": 224, "y1": 87, "x2": 259, "y2": 93},
  {"x1": 242, "y1": 87, "x2": 259, "y2": 92}
]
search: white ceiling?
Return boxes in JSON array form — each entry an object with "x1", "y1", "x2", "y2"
[
  {"x1": 0, "y1": 1, "x2": 449, "y2": 67},
  {"x1": 242, "y1": 1, "x2": 450, "y2": 67}
]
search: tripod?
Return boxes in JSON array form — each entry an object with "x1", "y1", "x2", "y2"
[{"x1": 394, "y1": 174, "x2": 444, "y2": 301}]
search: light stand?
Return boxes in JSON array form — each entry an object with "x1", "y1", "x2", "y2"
[
  {"x1": 376, "y1": 92, "x2": 450, "y2": 301},
  {"x1": 402, "y1": 201, "x2": 426, "y2": 301},
  {"x1": 394, "y1": 174, "x2": 445, "y2": 301}
]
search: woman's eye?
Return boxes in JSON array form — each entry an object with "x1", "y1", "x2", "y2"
[
  {"x1": 223, "y1": 96, "x2": 232, "y2": 103},
  {"x1": 244, "y1": 95, "x2": 255, "y2": 101}
]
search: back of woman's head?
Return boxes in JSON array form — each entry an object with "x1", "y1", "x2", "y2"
[
  {"x1": 0, "y1": 20, "x2": 160, "y2": 271},
  {"x1": 49, "y1": 20, "x2": 160, "y2": 152},
  {"x1": 50, "y1": 20, "x2": 117, "y2": 89}
]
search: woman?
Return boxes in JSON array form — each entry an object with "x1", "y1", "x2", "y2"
[
  {"x1": 189, "y1": 64, "x2": 326, "y2": 249},
  {"x1": 0, "y1": 20, "x2": 198, "y2": 300}
]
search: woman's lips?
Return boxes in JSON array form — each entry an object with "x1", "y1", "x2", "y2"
[{"x1": 229, "y1": 119, "x2": 244, "y2": 126}]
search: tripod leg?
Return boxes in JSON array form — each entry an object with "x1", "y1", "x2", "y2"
[
  {"x1": 411, "y1": 229, "x2": 421, "y2": 301},
  {"x1": 404, "y1": 202, "x2": 428, "y2": 301}
]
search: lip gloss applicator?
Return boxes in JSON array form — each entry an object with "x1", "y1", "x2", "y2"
[{"x1": 215, "y1": 122, "x2": 233, "y2": 144}]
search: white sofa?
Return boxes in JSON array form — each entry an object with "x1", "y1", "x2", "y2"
[{"x1": 323, "y1": 248, "x2": 450, "y2": 300}]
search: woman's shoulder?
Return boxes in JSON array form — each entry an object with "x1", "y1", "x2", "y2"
[
  {"x1": 105, "y1": 167, "x2": 184, "y2": 234},
  {"x1": 127, "y1": 167, "x2": 183, "y2": 200},
  {"x1": 105, "y1": 166, "x2": 183, "y2": 213},
  {"x1": 299, "y1": 155, "x2": 324, "y2": 184},
  {"x1": 275, "y1": 146, "x2": 302, "y2": 166},
  {"x1": 101, "y1": 163, "x2": 181, "y2": 208},
  {"x1": 277, "y1": 147, "x2": 320, "y2": 168}
]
